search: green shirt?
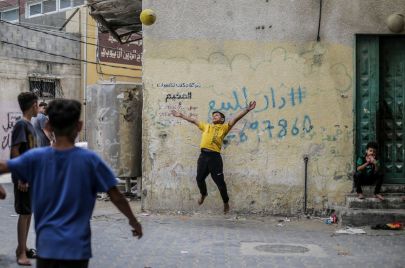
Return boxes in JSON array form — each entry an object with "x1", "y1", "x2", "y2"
[{"x1": 356, "y1": 156, "x2": 379, "y2": 175}]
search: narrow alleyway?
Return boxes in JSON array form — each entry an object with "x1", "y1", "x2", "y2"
[{"x1": 0, "y1": 182, "x2": 404, "y2": 268}]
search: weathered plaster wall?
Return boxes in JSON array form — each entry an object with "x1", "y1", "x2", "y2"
[
  {"x1": 141, "y1": 0, "x2": 404, "y2": 214},
  {"x1": 0, "y1": 21, "x2": 80, "y2": 160}
]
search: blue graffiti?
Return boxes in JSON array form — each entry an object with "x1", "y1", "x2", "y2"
[
  {"x1": 224, "y1": 115, "x2": 313, "y2": 144},
  {"x1": 208, "y1": 86, "x2": 305, "y2": 117}
]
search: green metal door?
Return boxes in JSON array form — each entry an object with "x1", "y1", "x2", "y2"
[
  {"x1": 356, "y1": 36, "x2": 379, "y2": 157},
  {"x1": 379, "y1": 37, "x2": 405, "y2": 184}
]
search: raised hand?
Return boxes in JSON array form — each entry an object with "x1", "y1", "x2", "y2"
[
  {"x1": 247, "y1": 101, "x2": 256, "y2": 111},
  {"x1": 171, "y1": 110, "x2": 182, "y2": 117}
]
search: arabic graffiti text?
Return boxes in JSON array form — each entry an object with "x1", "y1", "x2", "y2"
[{"x1": 224, "y1": 115, "x2": 313, "y2": 144}]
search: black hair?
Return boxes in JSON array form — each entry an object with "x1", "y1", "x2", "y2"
[
  {"x1": 212, "y1": 111, "x2": 225, "y2": 121},
  {"x1": 17, "y1": 92, "x2": 38, "y2": 112},
  {"x1": 39, "y1": 102, "x2": 47, "y2": 107},
  {"x1": 46, "y1": 99, "x2": 81, "y2": 136},
  {"x1": 366, "y1": 141, "x2": 378, "y2": 151}
]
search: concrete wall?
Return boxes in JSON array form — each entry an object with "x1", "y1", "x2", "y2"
[
  {"x1": 0, "y1": 20, "x2": 80, "y2": 160},
  {"x1": 141, "y1": 0, "x2": 405, "y2": 214}
]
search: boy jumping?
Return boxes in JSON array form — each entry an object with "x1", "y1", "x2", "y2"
[
  {"x1": 0, "y1": 99, "x2": 142, "y2": 268},
  {"x1": 172, "y1": 101, "x2": 256, "y2": 214}
]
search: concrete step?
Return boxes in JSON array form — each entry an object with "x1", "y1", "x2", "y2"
[
  {"x1": 346, "y1": 195, "x2": 405, "y2": 209},
  {"x1": 361, "y1": 184, "x2": 405, "y2": 194},
  {"x1": 339, "y1": 208, "x2": 405, "y2": 227}
]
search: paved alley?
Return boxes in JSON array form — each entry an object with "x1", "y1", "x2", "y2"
[{"x1": 0, "y1": 182, "x2": 404, "y2": 268}]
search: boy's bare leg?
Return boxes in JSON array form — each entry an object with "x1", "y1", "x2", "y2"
[
  {"x1": 16, "y1": 215, "x2": 31, "y2": 265},
  {"x1": 198, "y1": 195, "x2": 206, "y2": 205},
  {"x1": 375, "y1": 194, "x2": 384, "y2": 201}
]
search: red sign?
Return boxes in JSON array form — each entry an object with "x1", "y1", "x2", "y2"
[{"x1": 98, "y1": 32, "x2": 142, "y2": 66}]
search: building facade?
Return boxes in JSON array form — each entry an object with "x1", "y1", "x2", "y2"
[{"x1": 140, "y1": 0, "x2": 405, "y2": 214}]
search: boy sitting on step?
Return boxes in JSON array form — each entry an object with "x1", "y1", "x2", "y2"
[{"x1": 354, "y1": 141, "x2": 384, "y2": 201}]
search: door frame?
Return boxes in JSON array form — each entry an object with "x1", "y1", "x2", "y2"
[{"x1": 354, "y1": 34, "x2": 405, "y2": 184}]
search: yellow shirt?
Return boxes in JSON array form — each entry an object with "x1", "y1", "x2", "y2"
[{"x1": 198, "y1": 122, "x2": 231, "y2": 153}]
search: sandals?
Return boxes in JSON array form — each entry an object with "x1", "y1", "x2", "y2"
[
  {"x1": 16, "y1": 248, "x2": 37, "y2": 259},
  {"x1": 26, "y1": 248, "x2": 37, "y2": 259}
]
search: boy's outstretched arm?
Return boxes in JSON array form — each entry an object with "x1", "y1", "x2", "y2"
[
  {"x1": 0, "y1": 184, "x2": 6, "y2": 199},
  {"x1": 0, "y1": 161, "x2": 10, "y2": 175},
  {"x1": 108, "y1": 186, "x2": 143, "y2": 239},
  {"x1": 0, "y1": 161, "x2": 9, "y2": 199},
  {"x1": 228, "y1": 101, "x2": 256, "y2": 128},
  {"x1": 171, "y1": 110, "x2": 199, "y2": 126}
]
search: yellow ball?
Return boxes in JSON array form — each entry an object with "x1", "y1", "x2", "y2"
[{"x1": 140, "y1": 9, "x2": 156, "y2": 26}]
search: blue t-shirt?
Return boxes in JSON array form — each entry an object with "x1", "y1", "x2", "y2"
[{"x1": 7, "y1": 146, "x2": 117, "y2": 260}]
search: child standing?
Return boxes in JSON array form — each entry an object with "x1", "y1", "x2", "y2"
[
  {"x1": 11, "y1": 92, "x2": 38, "y2": 266},
  {"x1": 354, "y1": 141, "x2": 384, "y2": 201},
  {"x1": 0, "y1": 99, "x2": 142, "y2": 268}
]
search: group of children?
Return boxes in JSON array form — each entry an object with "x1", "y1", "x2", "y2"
[
  {"x1": 0, "y1": 92, "x2": 397, "y2": 267},
  {"x1": 0, "y1": 93, "x2": 142, "y2": 267}
]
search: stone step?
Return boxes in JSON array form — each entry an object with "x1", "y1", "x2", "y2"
[
  {"x1": 361, "y1": 184, "x2": 405, "y2": 194},
  {"x1": 346, "y1": 195, "x2": 405, "y2": 209},
  {"x1": 339, "y1": 208, "x2": 405, "y2": 227}
]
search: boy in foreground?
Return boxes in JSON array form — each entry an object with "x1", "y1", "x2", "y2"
[
  {"x1": 172, "y1": 101, "x2": 256, "y2": 214},
  {"x1": 354, "y1": 141, "x2": 384, "y2": 201},
  {"x1": 0, "y1": 99, "x2": 142, "y2": 268}
]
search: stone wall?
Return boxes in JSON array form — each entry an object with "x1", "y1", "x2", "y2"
[
  {"x1": 140, "y1": 0, "x2": 404, "y2": 214},
  {"x1": 0, "y1": 20, "x2": 81, "y2": 160}
]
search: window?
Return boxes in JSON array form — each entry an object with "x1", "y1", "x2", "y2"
[
  {"x1": 29, "y1": 78, "x2": 62, "y2": 99},
  {"x1": 59, "y1": 0, "x2": 72, "y2": 10},
  {"x1": 1, "y1": 8, "x2": 19, "y2": 22},
  {"x1": 28, "y1": 2, "x2": 42, "y2": 17},
  {"x1": 43, "y1": 0, "x2": 57, "y2": 13}
]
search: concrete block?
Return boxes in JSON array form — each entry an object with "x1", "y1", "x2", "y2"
[
  {"x1": 346, "y1": 195, "x2": 405, "y2": 210},
  {"x1": 339, "y1": 208, "x2": 405, "y2": 227}
]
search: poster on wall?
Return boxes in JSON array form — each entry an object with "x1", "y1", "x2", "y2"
[{"x1": 98, "y1": 31, "x2": 142, "y2": 66}]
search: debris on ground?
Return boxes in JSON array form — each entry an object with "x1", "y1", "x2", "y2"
[
  {"x1": 278, "y1": 217, "x2": 291, "y2": 223},
  {"x1": 371, "y1": 222, "x2": 403, "y2": 230},
  {"x1": 335, "y1": 227, "x2": 366, "y2": 235},
  {"x1": 324, "y1": 214, "x2": 338, "y2": 224},
  {"x1": 97, "y1": 193, "x2": 110, "y2": 201}
]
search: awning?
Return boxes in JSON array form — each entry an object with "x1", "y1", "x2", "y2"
[{"x1": 87, "y1": 0, "x2": 142, "y2": 44}]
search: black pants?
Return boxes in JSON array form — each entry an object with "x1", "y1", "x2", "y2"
[
  {"x1": 353, "y1": 171, "x2": 383, "y2": 195},
  {"x1": 196, "y1": 151, "x2": 229, "y2": 203},
  {"x1": 37, "y1": 258, "x2": 89, "y2": 268}
]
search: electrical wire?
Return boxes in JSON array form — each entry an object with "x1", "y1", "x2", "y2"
[
  {"x1": 0, "y1": 39, "x2": 142, "y2": 74},
  {"x1": 316, "y1": 0, "x2": 322, "y2": 42}
]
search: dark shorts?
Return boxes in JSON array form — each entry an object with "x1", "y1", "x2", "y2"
[
  {"x1": 37, "y1": 258, "x2": 89, "y2": 268},
  {"x1": 14, "y1": 183, "x2": 31, "y2": 215}
]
